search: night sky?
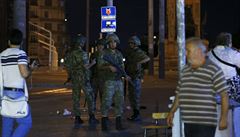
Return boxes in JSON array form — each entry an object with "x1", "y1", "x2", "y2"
[
  {"x1": 202, "y1": 0, "x2": 240, "y2": 45},
  {"x1": 65, "y1": 0, "x2": 240, "y2": 48}
]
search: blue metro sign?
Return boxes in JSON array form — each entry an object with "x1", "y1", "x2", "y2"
[
  {"x1": 101, "y1": 20, "x2": 116, "y2": 33},
  {"x1": 101, "y1": 6, "x2": 116, "y2": 33},
  {"x1": 101, "y1": 6, "x2": 116, "y2": 20}
]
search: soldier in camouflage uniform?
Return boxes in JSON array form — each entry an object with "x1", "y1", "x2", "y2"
[
  {"x1": 65, "y1": 35, "x2": 99, "y2": 128},
  {"x1": 63, "y1": 44, "x2": 72, "y2": 85},
  {"x1": 125, "y1": 35, "x2": 150, "y2": 121},
  {"x1": 98, "y1": 33, "x2": 128, "y2": 131},
  {"x1": 90, "y1": 39, "x2": 106, "y2": 111}
]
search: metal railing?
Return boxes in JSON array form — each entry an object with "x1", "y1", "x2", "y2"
[{"x1": 28, "y1": 21, "x2": 58, "y2": 70}]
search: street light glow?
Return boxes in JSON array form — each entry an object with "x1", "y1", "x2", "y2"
[
  {"x1": 60, "y1": 58, "x2": 64, "y2": 63},
  {"x1": 64, "y1": 18, "x2": 67, "y2": 22}
]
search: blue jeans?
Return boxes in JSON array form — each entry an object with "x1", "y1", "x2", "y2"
[
  {"x1": 128, "y1": 78, "x2": 142, "y2": 110},
  {"x1": 2, "y1": 90, "x2": 32, "y2": 137},
  {"x1": 2, "y1": 107, "x2": 32, "y2": 137},
  {"x1": 233, "y1": 107, "x2": 240, "y2": 137},
  {"x1": 184, "y1": 123, "x2": 216, "y2": 137}
]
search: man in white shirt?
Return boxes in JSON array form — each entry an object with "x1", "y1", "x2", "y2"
[
  {"x1": 1, "y1": 29, "x2": 33, "y2": 137},
  {"x1": 208, "y1": 32, "x2": 240, "y2": 137}
]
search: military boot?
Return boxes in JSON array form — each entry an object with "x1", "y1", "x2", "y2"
[
  {"x1": 127, "y1": 109, "x2": 141, "y2": 121},
  {"x1": 88, "y1": 114, "x2": 99, "y2": 125},
  {"x1": 116, "y1": 116, "x2": 125, "y2": 130},
  {"x1": 74, "y1": 116, "x2": 84, "y2": 129},
  {"x1": 101, "y1": 117, "x2": 109, "y2": 131}
]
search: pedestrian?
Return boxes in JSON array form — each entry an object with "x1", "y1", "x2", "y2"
[
  {"x1": 208, "y1": 32, "x2": 240, "y2": 137},
  {"x1": 1, "y1": 29, "x2": 34, "y2": 137},
  {"x1": 125, "y1": 35, "x2": 150, "y2": 121},
  {"x1": 90, "y1": 39, "x2": 107, "y2": 111},
  {"x1": 99, "y1": 33, "x2": 129, "y2": 131},
  {"x1": 167, "y1": 37, "x2": 229, "y2": 137},
  {"x1": 64, "y1": 34, "x2": 99, "y2": 129}
]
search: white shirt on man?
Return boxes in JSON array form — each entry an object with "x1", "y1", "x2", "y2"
[
  {"x1": 207, "y1": 45, "x2": 240, "y2": 79},
  {"x1": 1, "y1": 48, "x2": 28, "y2": 89}
]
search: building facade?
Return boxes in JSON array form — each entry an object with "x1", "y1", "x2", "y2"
[
  {"x1": 164, "y1": 0, "x2": 200, "y2": 70},
  {"x1": 28, "y1": 0, "x2": 67, "y2": 66}
]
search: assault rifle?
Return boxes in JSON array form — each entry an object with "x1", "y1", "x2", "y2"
[{"x1": 103, "y1": 55, "x2": 134, "y2": 86}]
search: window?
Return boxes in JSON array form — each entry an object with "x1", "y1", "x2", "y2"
[
  {"x1": 57, "y1": 24, "x2": 63, "y2": 31},
  {"x1": 29, "y1": 23, "x2": 38, "y2": 31},
  {"x1": 44, "y1": 11, "x2": 49, "y2": 18},
  {"x1": 45, "y1": 23, "x2": 52, "y2": 30},
  {"x1": 30, "y1": 35, "x2": 38, "y2": 43},
  {"x1": 57, "y1": 36, "x2": 62, "y2": 42},
  {"x1": 30, "y1": 10, "x2": 38, "y2": 18},
  {"x1": 57, "y1": 36, "x2": 65, "y2": 44},
  {"x1": 45, "y1": 0, "x2": 52, "y2": 6},
  {"x1": 30, "y1": 0, "x2": 38, "y2": 6}
]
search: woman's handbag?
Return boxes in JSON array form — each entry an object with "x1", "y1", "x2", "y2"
[
  {"x1": 0, "y1": 54, "x2": 29, "y2": 118},
  {"x1": 212, "y1": 50, "x2": 240, "y2": 104},
  {"x1": 227, "y1": 76, "x2": 240, "y2": 104}
]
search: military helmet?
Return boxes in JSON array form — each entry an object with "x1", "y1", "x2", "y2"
[
  {"x1": 106, "y1": 33, "x2": 120, "y2": 44},
  {"x1": 72, "y1": 34, "x2": 87, "y2": 47},
  {"x1": 96, "y1": 38, "x2": 106, "y2": 47},
  {"x1": 128, "y1": 35, "x2": 141, "y2": 46}
]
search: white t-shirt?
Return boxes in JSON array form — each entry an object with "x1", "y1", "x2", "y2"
[
  {"x1": 1, "y1": 48, "x2": 28, "y2": 89},
  {"x1": 208, "y1": 45, "x2": 240, "y2": 79}
]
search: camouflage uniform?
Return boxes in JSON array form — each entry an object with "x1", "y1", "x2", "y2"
[
  {"x1": 125, "y1": 36, "x2": 149, "y2": 121},
  {"x1": 65, "y1": 46, "x2": 95, "y2": 117},
  {"x1": 63, "y1": 46, "x2": 72, "y2": 84},
  {"x1": 99, "y1": 33, "x2": 125, "y2": 131},
  {"x1": 90, "y1": 50, "x2": 105, "y2": 110},
  {"x1": 65, "y1": 35, "x2": 99, "y2": 128},
  {"x1": 99, "y1": 48, "x2": 125, "y2": 117},
  {"x1": 125, "y1": 47, "x2": 149, "y2": 111}
]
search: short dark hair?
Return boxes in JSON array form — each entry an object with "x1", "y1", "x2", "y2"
[
  {"x1": 9, "y1": 29, "x2": 23, "y2": 45},
  {"x1": 215, "y1": 32, "x2": 232, "y2": 46}
]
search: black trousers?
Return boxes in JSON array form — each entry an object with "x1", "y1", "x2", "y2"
[{"x1": 184, "y1": 123, "x2": 216, "y2": 137}]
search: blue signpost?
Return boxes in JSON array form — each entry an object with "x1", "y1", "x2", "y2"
[
  {"x1": 101, "y1": 20, "x2": 116, "y2": 33},
  {"x1": 101, "y1": 6, "x2": 116, "y2": 33}
]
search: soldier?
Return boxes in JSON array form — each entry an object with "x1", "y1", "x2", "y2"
[
  {"x1": 90, "y1": 39, "x2": 107, "y2": 111},
  {"x1": 63, "y1": 44, "x2": 72, "y2": 85},
  {"x1": 125, "y1": 35, "x2": 150, "y2": 121},
  {"x1": 98, "y1": 33, "x2": 129, "y2": 131},
  {"x1": 65, "y1": 34, "x2": 99, "y2": 128}
]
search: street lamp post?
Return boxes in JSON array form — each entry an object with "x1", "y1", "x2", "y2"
[
  {"x1": 176, "y1": 0, "x2": 186, "y2": 77},
  {"x1": 86, "y1": 0, "x2": 90, "y2": 53},
  {"x1": 107, "y1": 0, "x2": 113, "y2": 6},
  {"x1": 176, "y1": 0, "x2": 185, "y2": 137},
  {"x1": 13, "y1": 0, "x2": 27, "y2": 51},
  {"x1": 148, "y1": 0, "x2": 154, "y2": 75},
  {"x1": 106, "y1": 0, "x2": 113, "y2": 36},
  {"x1": 159, "y1": 0, "x2": 165, "y2": 79}
]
